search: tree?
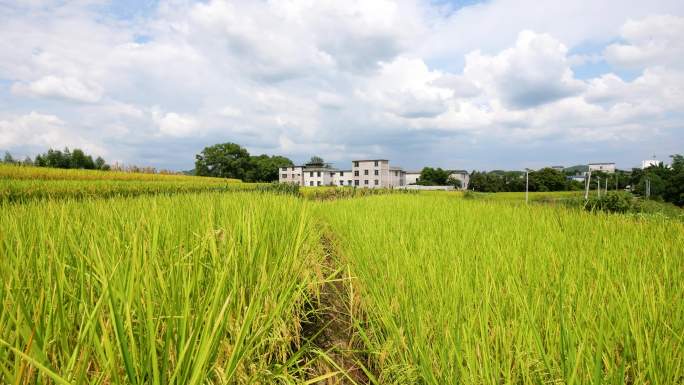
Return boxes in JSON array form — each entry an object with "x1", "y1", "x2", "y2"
[
  {"x1": 195, "y1": 143, "x2": 252, "y2": 179},
  {"x1": 194, "y1": 143, "x2": 293, "y2": 182},
  {"x1": 307, "y1": 156, "x2": 325, "y2": 167},
  {"x1": 32, "y1": 148, "x2": 108, "y2": 170},
  {"x1": 95, "y1": 156, "x2": 109, "y2": 170},
  {"x1": 528, "y1": 167, "x2": 566, "y2": 192},
  {"x1": 22, "y1": 156, "x2": 33, "y2": 166},
  {"x1": 467, "y1": 170, "x2": 524, "y2": 192},
  {"x1": 665, "y1": 154, "x2": 684, "y2": 206},
  {"x1": 3, "y1": 151, "x2": 15, "y2": 164},
  {"x1": 418, "y1": 167, "x2": 450, "y2": 185},
  {"x1": 70, "y1": 148, "x2": 96, "y2": 169},
  {"x1": 446, "y1": 177, "x2": 462, "y2": 189},
  {"x1": 246, "y1": 154, "x2": 293, "y2": 182}
]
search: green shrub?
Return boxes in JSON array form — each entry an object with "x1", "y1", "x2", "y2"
[{"x1": 584, "y1": 192, "x2": 635, "y2": 213}]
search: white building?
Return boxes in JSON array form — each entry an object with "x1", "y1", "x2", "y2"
[
  {"x1": 352, "y1": 159, "x2": 401, "y2": 188},
  {"x1": 280, "y1": 158, "x2": 469, "y2": 189},
  {"x1": 641, "y1": 159, "x2": 659, "y2": 169},
  {"x1": 449, "y1": 170, "x2": 470, "y2": 189},
  {"x1": 405, "y1": 171, "x2": 421, "y2": 185},
  {"x1": 279, "y1": 165, "x2": 340, "y2": 186},
  {"x1": 588, "y1": 162, "x2": 616, "y2": 174}
]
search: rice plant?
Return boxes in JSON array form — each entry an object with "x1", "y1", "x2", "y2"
[
  {"x1": 319, "y1": 194, "x2": 684, "y2": 384},
  {"x1": 0, "y1": 163, "x2": 239, "y2": 183},
  {"x1": 0, "y1": 192, "x2": 323, "y2": 384}
]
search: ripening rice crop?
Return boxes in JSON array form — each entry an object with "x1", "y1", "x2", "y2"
[
  {"x1": 319, "y1": 194, "x2": 684, "y2": 384},
  {"x1": 0, "y1": 179, "x2": 260, "y2": 203},
  {"x1": 0, "y1": 164, "x2": 239, "y2": 183},
  {"x1": 0, "y1": 192, "x2": 323, "y2": 384}
]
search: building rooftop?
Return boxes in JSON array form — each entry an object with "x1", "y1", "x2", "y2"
[
  {"x1": 352, "y1": 159, "x2": 389, "y2": 162},
  {"x1": 304, "y1": 167, "x2": 339, "y2": 171},
  {"x1": 588, "y1": 162, "x2": 615, "y2": 165}
]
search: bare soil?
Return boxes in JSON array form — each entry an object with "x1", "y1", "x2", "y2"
[{"x1": 300, "y1": 232, "x2": 371, "y2": 384}]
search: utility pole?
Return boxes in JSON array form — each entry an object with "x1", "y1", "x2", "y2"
[
  {"x1": 597, "y1": 176, "x2": 600, "y2": 198},
  {"x1": 525, "y1": 168, "x2": 529, "y2": 204},
  {"x1": 584, "y1": 170, "x2": 591, "y2": 200},
  {"x1": 605, "y1": 178, "x2": 608, "y2": 194}
]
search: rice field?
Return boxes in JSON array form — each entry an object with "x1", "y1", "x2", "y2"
[
  {"x1": 0, "y1": 164, "x2": 239, "y2": 183},
  {"x1": 0, "y1": 165, "x2": 252, "y2": 203},
  {"x1": 319, "y1": 195, "x2": 684, "y2": 384},
  {"x1": 1, "y1": 170, "x2": 682, "y2": 384},
  {"x1": 0, "y1": 193, "x2": 325, "y2": 384}
]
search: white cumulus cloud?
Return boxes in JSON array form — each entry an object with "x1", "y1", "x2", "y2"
[
  {"x1": 605, "y1": 14, "x2": 684, "y2": 69},
  {"x1": 12, "y1": 75, "x2": 103, "y2": 103}
]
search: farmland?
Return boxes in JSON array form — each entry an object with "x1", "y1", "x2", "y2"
[
  {"x1": 1, "y1": 168, "x2": 682, "y2": 384},
  {"x1": 1, "y1": 193, "x2": 325, "y2": 384},
  {"x1": 319, "y1": 195, "x2": 684, "y2": 384}
]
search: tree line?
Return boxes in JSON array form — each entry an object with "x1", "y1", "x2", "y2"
[
  {"x1": 2, "y1": 148, "x2": 110, "y2": 170},
  {"x1": 194, "y1": 142, "x2": 293, "y2": 182},
  {"x1": 467, "y1": 154, "x2": 683, "y2": 207},
  {"x1": 629, "y1": 155, "x2": 684, "y2": 206},
  {"x1": 417, "y1": 167, "x2": 463, "y2": 188},
  {"x1": 468, "y1": 168, "x2": 579, "y2": 192}
]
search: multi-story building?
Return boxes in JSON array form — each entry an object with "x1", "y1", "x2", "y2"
[
  {"x1": 279, "y1": 158, "x2": 469, "y2": 189},
  {"x1": 588, "y1": 162, "x2": 616, "y2": 174},
  {"x1": 279, "y1": 165, "x2": 340, "y2": 186},
  {"x1": 351, "y1": 159, "x2": 394, "y2": 188},
  {"x1": 332, "y1": 170, "x2": 353, "y2": 187},
  {"x1": 449, "y1": 170, "x2": 470, "y2": 189}
]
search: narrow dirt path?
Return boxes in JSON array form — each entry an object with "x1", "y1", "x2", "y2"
[{"x1": 300, "y1": 231, "x2": 371, "y2": 384}]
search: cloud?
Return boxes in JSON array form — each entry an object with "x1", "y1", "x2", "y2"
[
  {"x1": 153, "y1": 110, "x2": 199, "y2": 138},
  {"x1": 586, "y1": 67, "x2": 684, "y2": 109},
  {"x1": 0, "y1": 111, "x2": 104, "y2": 154},
  {"x1": 605, "y1": 14, "x2": 684, "y2": 69},
  {"x1": 463, "y1": 30, "x2": 585, "y2": 109},
  {"x1": 357, "y1": 57, "x2": 452, "y2": 118},
  {"x1": 0, "y1": 1, "x2": 682, "y2": 170},
  {"x1": 12, "y1": 75, "x2": 103, "y2": 103}
]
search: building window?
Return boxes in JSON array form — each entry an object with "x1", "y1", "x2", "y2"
[
  {"x1": 282, "y1": 174, "x2": 287, "y2": 179},
  {"x1": 354, "y1": 180, "x2": 359, "y2": 186},
  {"x1": 348, "y1": 180, "x2": 352, "y2": 185},
  {"x1": 317, "y1": 171, "x2": 321, "y2": 177},
  {"x1": 364, "y1": 169, "x2": 369, "y2": 175},
  {"x1": 374, "y1": 161, "x2": 379, "y2": 166},
  {"x1": 317, "y1": 181, "x2": 321, "y2": 186},
  {"x1": 364, "y1": 180, "x2": 369, "y2": 185},
  {"x1": 374, "y1": 170, "x2": 379, "y2": 176},
  {"x1": 395, "y1": 171, "x2": 399, "y2": 176},
  {"x1": 353, "y1": 161, "x2": 359, "y2": 167},
  {"x1": 340, "y1": 171, "x2": 344, "y2": 176},
  {"x1": 330, "y1": 172, "x2": 335, "y2": 177},
  {"x1": 354, "y1": 170, "x2": 359, "y2": 176},
  {"x1": 374, "y1": 179, "x2": 379, "y2": 185},
  {"x1": 309, "y1": 181, "x2": 313, "y2": 186},
  {"x1": 339, "y1": 180, "x2": 343, "y2": 185},
  {"x1": 292, "y1": 166, "x2": 295, "y2": 171},
  {"x1": 310, "y1": 171, "x2": 314, "y2": 177}
]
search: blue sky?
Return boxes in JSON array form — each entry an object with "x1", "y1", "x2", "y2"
[{"x1": 1, "y1": 0, "x2": 683, "y2": 171}]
